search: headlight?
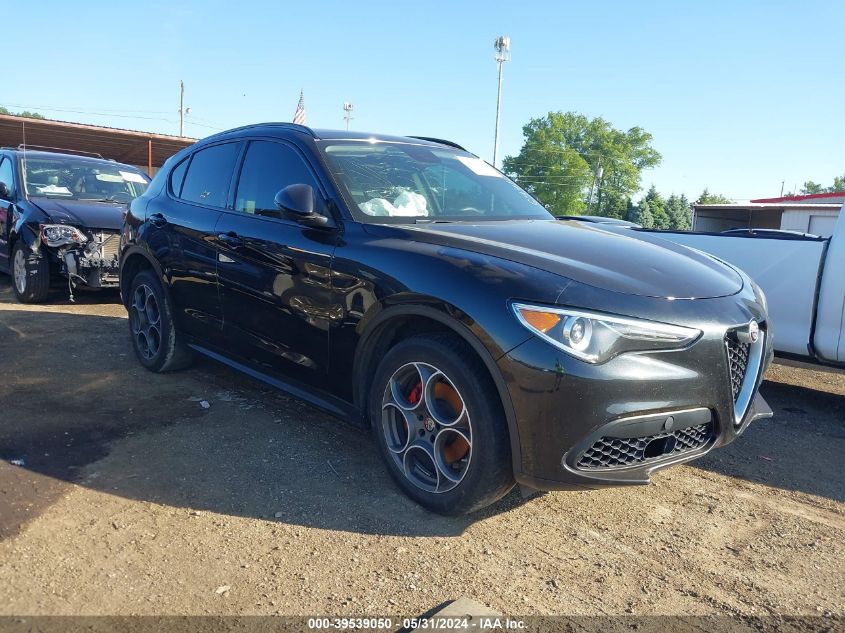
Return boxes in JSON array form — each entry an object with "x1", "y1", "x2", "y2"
[
  {"x1": 512, "y1": 303, "x2": 701, "y2": 364},
  {"x1": 40, "y1": 224, "x2": 88, "y2": 247}
]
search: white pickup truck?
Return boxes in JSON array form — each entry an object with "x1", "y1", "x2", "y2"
[{"x1": 655, "y1": 204, "x2": 845, "y2": 367}]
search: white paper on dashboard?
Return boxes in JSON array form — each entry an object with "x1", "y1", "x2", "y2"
[{"x1": 38, "y1": 185, "x2": 72, "y2": 195}]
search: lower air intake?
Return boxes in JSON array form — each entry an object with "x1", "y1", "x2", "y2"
[{"x1": 576, "y1": 422, "x2": 713, "y2": 470}]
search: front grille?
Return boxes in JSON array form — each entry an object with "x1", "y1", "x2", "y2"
[
  {"x1": 576, "y1": 422, "x2": 713, "y2": 470},
  {"x1": 92, "y1": 232, "x2": 120, "y2": 262},
  {"x1": 726, "y1": 335, "x2": 751, "y2": 403}
]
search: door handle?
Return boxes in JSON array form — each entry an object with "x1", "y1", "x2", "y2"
[
  {"x1": 149, "y1": 213, "x2": 168, "y2": 228},
  {"x1": 217, "y1": 232, "x2": 243, "y2": 248}
]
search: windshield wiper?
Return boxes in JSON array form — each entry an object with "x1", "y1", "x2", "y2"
[{"x1": 82, "y1": 196, "x2": 127, "y2": 203}]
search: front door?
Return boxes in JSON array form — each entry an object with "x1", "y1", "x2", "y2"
[
  {"x1": 214, "y1": 139, "x2": 338, "y2": 389},
  {"x1": 0, "y1": 156, "x2": 16, "y2": 269}
]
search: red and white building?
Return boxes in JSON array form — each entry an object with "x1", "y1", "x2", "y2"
[{"x1": 692, "y1": 191, "x2": 845, "y2": 237}]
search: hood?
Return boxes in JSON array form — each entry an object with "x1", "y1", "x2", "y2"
[
  {"x1": 30, "y1": 197, "x2": 126, "y2": 231},
  {"x1": 377, "y1": 220, "x2": 743, "y2": 299}
]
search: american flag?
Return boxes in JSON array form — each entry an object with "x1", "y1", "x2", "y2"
[{"x1": 292, "y1": 91, "x2": 306, "y2": 125}]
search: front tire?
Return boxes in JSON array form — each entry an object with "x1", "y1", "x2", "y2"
[
  {"x1": 369, "y1": 333, "x2": 514, "y2": 515},
  {"x1": 127, "y1": 269, "x2": 192, "y2": 372},
  {"x1": 11, "y1": 241, "x2": 50, "y2": 304}
]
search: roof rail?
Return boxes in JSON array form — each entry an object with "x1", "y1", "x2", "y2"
[
  {"x1": 407, "y1": 136, "x2": 466, "y2": 151},
  {"x1": 16, "y1": 144, "x2": 107, "y2": 159}
]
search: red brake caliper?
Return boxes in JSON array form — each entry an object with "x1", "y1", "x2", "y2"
[{"x1": 407, "y1": 381, "x2": 422, "y2": 406}]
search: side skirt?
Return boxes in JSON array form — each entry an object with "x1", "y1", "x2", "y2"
[{"x1": 188, "y1": 343, "x2": 364, "y2": 425}]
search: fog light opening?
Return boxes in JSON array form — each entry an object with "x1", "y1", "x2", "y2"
[{"x1": 643, "y1": 435, "x2": 677, "y2": 459}]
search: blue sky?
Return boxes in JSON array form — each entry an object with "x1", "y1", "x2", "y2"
[{"x1": 6, "y1": 1, "x2": 843, "y2": 201}]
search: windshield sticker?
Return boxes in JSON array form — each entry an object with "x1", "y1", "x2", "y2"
[
  {"x1": 455, "y1": 156, "x2": 503, "y2": 178},
  {"x1": 120, "y1": 170, "x2": 148, "y2": 184}
]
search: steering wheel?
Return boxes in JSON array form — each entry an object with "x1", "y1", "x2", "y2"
[{"x1": 458, "y1": 206, "x2": 485, "y2": 216}]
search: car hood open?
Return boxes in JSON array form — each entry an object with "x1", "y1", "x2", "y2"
[
  {"x1": 381, "y1": 219, "x2": 744, "y2": 299},
  {"x1": 30, "y1": 197, "x2": 127, "y2": 231}
]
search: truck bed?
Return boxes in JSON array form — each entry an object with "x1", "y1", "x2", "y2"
[{"x1": 646, "y1": 230, "x2": 828, "y2": 357}]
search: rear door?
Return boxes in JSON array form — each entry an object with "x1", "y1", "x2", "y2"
[
  {"x1": 143, "y1": 141, "x2": 242, "y2": 345},
  {"x1": 0, "y1": 155, "x2": 15, "y2": 268},
  {"x1": 214, "y1": 138, "x2": 338, "y2": 389}
]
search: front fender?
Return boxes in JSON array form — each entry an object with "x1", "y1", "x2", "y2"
[
  {"x1": 351, "y1": 300, "x2": 529, "y2": 480},
  {"x1": 11, "y1": 201, "x2": 49, "y2": 253}
]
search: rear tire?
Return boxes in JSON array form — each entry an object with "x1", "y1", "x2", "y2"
[
  {"x1": 127, "y1": 269, "x2": 192, "y2": 372},
  {"x1": 368, "y1": 333, "x2": 514, "y2": 515},
  {"x1": 11, "y1": 241, "x2": 50, "y2": 304}
]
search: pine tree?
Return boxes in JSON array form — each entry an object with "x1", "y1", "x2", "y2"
[{"x1": 629, "y1": 200, "x2": 654, "y2": 228}]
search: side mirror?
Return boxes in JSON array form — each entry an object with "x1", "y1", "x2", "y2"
[
  {"x1": 0, "y1": 182, "x2": 11, "y2": 201},
  {"x1": 274, "y1": 184, "x2": 333, "y2": 228}
]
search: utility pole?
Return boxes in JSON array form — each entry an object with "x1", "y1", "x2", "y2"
[
  {"x1": 588, "y1": 165, "x2": 604, "y2": 213},
  {"x1": 178, "y1": 81, "x2": 190, "y2": 137},
  {"x1": 343, "y1": 102, "x2": 354, "y2": 130},
  {"x1": 492, "y1": 36, "x2": 511, "y2": 168}
]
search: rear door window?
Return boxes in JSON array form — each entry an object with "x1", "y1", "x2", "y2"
[
  {"x1": 169, "y1": 156, "x2": 189, "y2": 197},
  {"x1": 180, "y1": 142, "x2": 240, "y2": 208}
]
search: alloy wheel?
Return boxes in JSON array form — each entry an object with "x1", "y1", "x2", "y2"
[
  {"x1": 13, "y1": 249, "x2": 26, "y2": 294},
  {"x1": 381, "y1": 362, "x2": 473, "y2": 493},
  {"x1": 130, "y1": 284, "x2": 162, "y2": 360}
]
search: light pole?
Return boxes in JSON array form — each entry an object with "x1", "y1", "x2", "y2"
[
  {"x1": 343, "y1": 102, "x2": 354, "y2": 130},
  {"x1": 178, "y1": 80, "x2": 190, "y2": 137},
  {"x1": 492, "y1": 35, "x2": 511, "y2": 168}
]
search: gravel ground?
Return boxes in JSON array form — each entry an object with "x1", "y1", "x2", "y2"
[{"x1": 0, "y1": 276, "x2": 842, "y2": 620}]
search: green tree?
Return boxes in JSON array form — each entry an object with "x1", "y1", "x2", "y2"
[
  {"x1": 643, "y1": 185, "x2": 670, "y2": 229},
  {"x1": 800, "y1": 175, "x2": 845, "y2": 194},
  {"x1": 695, "y1": 188, "x2": 732, "y2": 205},
  {"x1": 665, "y1": 193, "x2": 692, "y2": 230},
  {"x1": 628, "y1": 199, "x2": 654, "y2": 228},
  {"x1": 503, "y1": 111, "x2": 661, "y2": 216},
  {"x1": 801, "y1": 181, "x2": 825, "y2": 194},
  {"x1": 595, "y1": 190, "x2": 630, "y2": 220},
  {"x1": 0, "y1": 106, "x2": 45, "y2": 119}
]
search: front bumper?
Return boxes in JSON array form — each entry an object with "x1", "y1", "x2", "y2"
[
  {"x1": 499, "y1": 292, "x2": 774, "y2": 491},
  {"x1": 51, "y1": 231, "x2": 120, "y2": 288}
]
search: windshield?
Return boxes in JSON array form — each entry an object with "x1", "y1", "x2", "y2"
[
  {"x1": 319, "y1": 141, "x2": 553, "y2": 222},
  {"x1": 22, "y1": 156, "x2": 150, "y2": 202}
]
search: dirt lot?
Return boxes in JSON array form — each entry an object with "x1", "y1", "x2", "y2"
[{"x1": 0, "y1": 276, "x2": 843, "y2": 619}]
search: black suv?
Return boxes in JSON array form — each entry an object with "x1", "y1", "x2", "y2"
[
  {"x1": 120, "y1": 124, "x2": 773, "y2": 515},
  {"x1": 0, "y1": 147, "x2": 150, "y2": 302}
]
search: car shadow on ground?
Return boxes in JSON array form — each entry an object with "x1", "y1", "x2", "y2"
[
  {"x1": 0, "y1": 305, "x2": 530, "y2": 539},
  {"x1": 691, "y1": 378, "x2": 845, "y2": 503}
]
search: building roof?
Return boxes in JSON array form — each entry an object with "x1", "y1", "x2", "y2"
[
  {"x1": 694, "y1": 202, "x2": 841, "y2": 212},
  {"x1": 0, "y1": 114, "x2": 196, "y2": 170},
  {"x1": 750, "y1": 191, "x2": 845, "y2": 203}
]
